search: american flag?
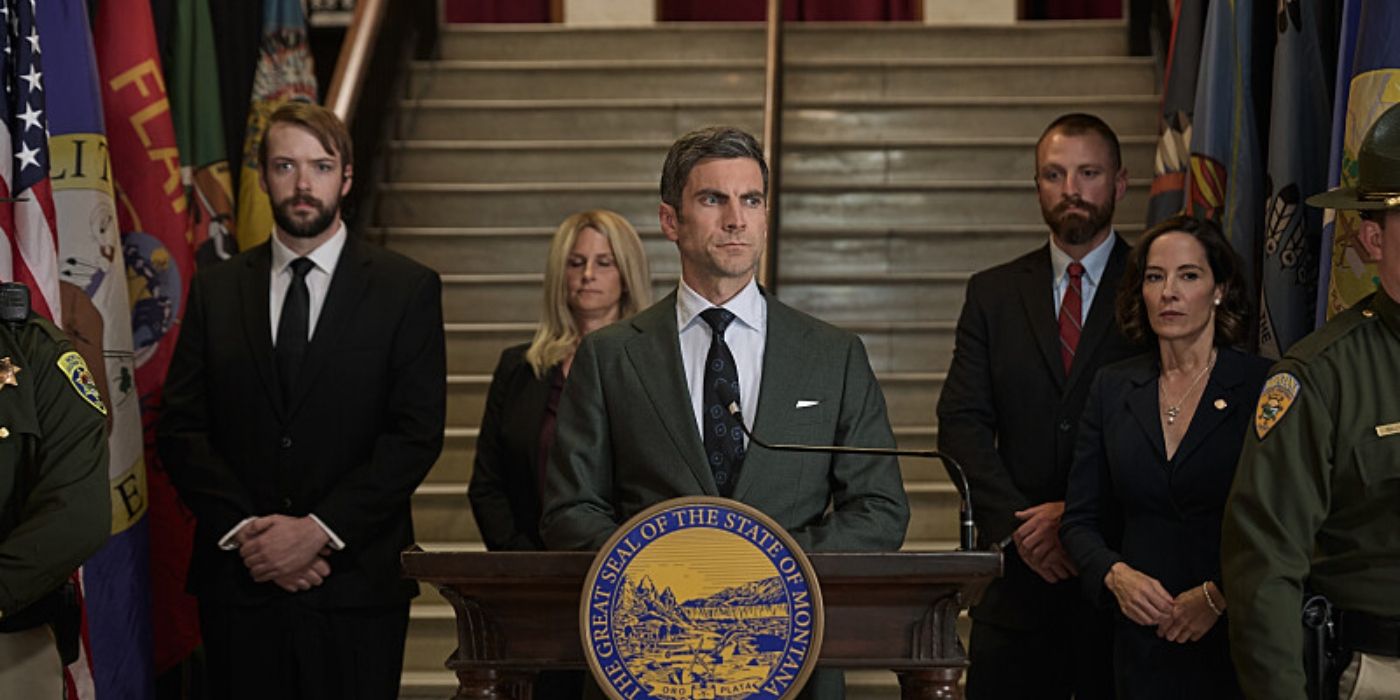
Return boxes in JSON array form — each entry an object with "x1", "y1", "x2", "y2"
[{"x1": 0, "y1": 0, "x2": 60, "y2": 323}]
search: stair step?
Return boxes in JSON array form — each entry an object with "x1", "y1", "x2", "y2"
[
  {"x1": 428, "y1": 424, "x2": 946, "y2": 486},
  {"x1": 374, "y1": 179, "x2": 1149, "y2": 229},
  {"x1": 374, "y1": 226, "x2": 682, "y2": 276},
  {"x1": 445, "y1": 322, "x2": 535, "y2": 373},
  {"x1": 439, "y1": 20, "x2": 1128, "y2": 61},
  {"x1": 407, "y1": 59, "x2": 764, "y2": 100},
  {"x1": 780, "y1": 179, "x2": 1150, "y2": 229},
  {"x1": 407, "y1": 57, "x2": 1155, "y2": 101},
  {"x1": 412, "y1": 479, "x2": 961, "y2": 544},
  {"x1": 432, "y1": 270, "x2": 976, "y2": 325},
  {"x1": 395, "y1": 97, "x2": 763, "y2": 140},
  {"x1": 394, "y1": 95, "x2": 1156, "y2": 140},
  {"x1": 440, "y1": 319, "x2": 958, "y2": 375},
  {"x1": 439, "y1": 273, "x2": 677, "y2": 322},
  {"x1": 784, "y1": 95, "x2": 1158, "y2": 140},
  {"x1": 445, "y1": 371, "x2": 944, "y2": 434},
  {"x1": 383, "y1": 136, "x2": 1157, "y2": 184},
  {"x1": 378, "y1": 223, "x2": 1148, "y2": 277}
]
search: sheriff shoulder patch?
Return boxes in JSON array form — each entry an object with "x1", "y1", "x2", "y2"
[
  {"x1": 57, "y1": 351, "x2": 106, "y2": 416},
  {"x1": 1255, "y1": 372, "x2": 1300, "y2": 440}
]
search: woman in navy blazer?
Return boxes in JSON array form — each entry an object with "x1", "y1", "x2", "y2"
[
  {"x1": 468, "y1": 210, "x2": 651, "y2": 551},
  {"x1": 1061, "y1": 216, "x2": 1270, "y2": 699}
]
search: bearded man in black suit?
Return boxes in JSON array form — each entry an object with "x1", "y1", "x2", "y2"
[
  {"x1": 937, "y1": 113, "x2": 1141, "y2": 699},
  {"x1": 159, "y1": 102, "x2": 446, "y2": 700}
]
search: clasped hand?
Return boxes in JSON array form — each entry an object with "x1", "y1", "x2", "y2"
[
  {"x1": 1012, "y1": 501, "x2": 1077, "y2": 583},
  {"x1": 233, "y1": 514, "x2": 333, "y2": 593},
  {"x1": 1104, "y1": 563, "x2": 1221, "y2": 643}
]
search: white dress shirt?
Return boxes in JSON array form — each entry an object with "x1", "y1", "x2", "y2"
[
  {"x1": 218, "y1": 224, "x2": 350, "y2": 553},
  {"x1": 1049, "y1": 230, "x2": 1118, "y2": 323},
  {"x1": 676, "y1": 277, "x2": 767, "y2": 447},
  {"x1": 269, "y1": 223, "x2": 348, "y2": 344}
]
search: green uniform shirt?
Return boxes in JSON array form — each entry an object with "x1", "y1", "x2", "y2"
[
  {"x1": 0, "y1": 315, "x2": 109, "y2": 620},
  {"x1": 1222, "y1": 290, "x2": 1400, "y2": 700}
]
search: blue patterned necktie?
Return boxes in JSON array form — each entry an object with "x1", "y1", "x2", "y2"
[{"x1": 700, "y1": 308, "x2": 745, "y2": 497}]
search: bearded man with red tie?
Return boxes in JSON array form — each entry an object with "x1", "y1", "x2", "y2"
[{"x1": 937, "y1": 113, "x2": 1143, "y2": 699}]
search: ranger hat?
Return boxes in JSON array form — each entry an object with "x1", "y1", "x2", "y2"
[{"x1": 1309, "y1": 102, "x2": 1400, "y2": 210}]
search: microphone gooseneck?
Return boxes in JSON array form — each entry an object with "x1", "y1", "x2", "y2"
[{"x1": 721, "y1": 392, "x2": 978, "y2": 552}]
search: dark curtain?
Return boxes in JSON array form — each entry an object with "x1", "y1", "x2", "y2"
[
  {"x1": 206, "y1": 0, "x2": 263, "y2": 197},
  {"x1": 443, "y1": 0, "x2": 550, "y2": 23},
  {"x1": 1026, "y1": 0, "x2": 1123, "y2": 19},
  {"x1": 661, "y1": 0, "x2": 919, "y2": 22}
]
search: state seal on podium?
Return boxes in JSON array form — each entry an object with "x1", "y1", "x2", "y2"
[{"x1": 581, "y1": 497, "x2": 824, "y2": 700}]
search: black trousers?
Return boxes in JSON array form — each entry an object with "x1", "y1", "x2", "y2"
[
  {"x1": 965, "y1": 612, "x2": 1115, "y2": 700},
  {"x1": 199, "y1": 598, "x2": 410, "y2": 700}
]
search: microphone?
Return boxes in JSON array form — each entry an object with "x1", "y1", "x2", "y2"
[{"x1": 718, "y1": 385, "x2": 978, "y2": 551}]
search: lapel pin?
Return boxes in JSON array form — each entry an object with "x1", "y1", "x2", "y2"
[{"x1": 1214, "y1": 399, "x2": 1227, "y2": 410}]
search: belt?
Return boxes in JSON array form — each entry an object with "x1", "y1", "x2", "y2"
[{"x1": 1337, "y1": 609, "x2": 1400, "y2": 657}]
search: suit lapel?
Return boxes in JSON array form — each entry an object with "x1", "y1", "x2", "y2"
[
  {"x1": 623, "y1": 295, "x2": 716, "y2": 495},
  {"x1": 285, "y1": 236, "x2": 371, "y2": 418},
  {"x1": 1066, "y1": 237, "x2": 1130, "y2": 390},
  {"x1": 520, "y1": 367, "x2": 556, "y2": 495},
  {"x1": 239, "y1": 245, "x2": 283, "y2": 419},
  {"x1": 1170, "y1": 348, "x2": 1245, "y2": 468},
  {"x1": 1016, "y1": 245, "x2": 1065, "y2": 389},
  {"x1": 731, "y1": 296, "x2": 813, "y2": 503},
  {"x1": 1124, "y1": 358, "x2": 1168, "y2": 464}
]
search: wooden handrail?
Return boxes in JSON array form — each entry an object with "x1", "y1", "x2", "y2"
[
  {"x1": 760, "y1": 0, "x2": 783, "y2": 291},
  {"x1": 324, "y1": 0, "x2": 388, "y2": 125}
]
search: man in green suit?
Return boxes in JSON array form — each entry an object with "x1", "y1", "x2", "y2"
[{"x1": 541, "y1": 126, "x2": 909, "y2": 695}]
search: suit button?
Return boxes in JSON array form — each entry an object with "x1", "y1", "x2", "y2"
[
  {"x1": 281, "y1": 497, "x2": 293, "y2": 511},
  {"x1": 1058, "y1": 419, "x2": 1072, "y2": 432},
  {"x1": 280, "y1": 436, "x2": 292, "y2": 449}
]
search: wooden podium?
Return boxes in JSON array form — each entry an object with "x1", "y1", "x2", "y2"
[{"x1": 402, "y1": 550, "x2": 1001, "y2": 699}]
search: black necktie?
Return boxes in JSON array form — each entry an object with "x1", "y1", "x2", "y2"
[
  {"x1": 700, "y1": 308, "x2": 745, "y2": 497},
  {"x1": 276, "y1": 257, "x2": 315, "y2": 398}
]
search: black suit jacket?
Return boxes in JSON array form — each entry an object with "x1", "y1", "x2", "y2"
[
  {"x1": 1061, "y1": 347, "x2": 1271, "y2": 602},
  {"x1": 467, "y1": 343, "x2": 555, "y2": 551},
  {"x1": 936, "y1": 237, "x2": 1142, "y2": 628},
  {"x1": 1060, "y1": 347, "x2": 1268, "y2": 697},
  {"x1": 158, "y1": 235, "x2": 446, "y2": 607}
]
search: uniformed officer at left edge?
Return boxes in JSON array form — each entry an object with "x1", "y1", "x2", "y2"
[{"x1": 0, "y1": 282, "x2": 111, "y2": 698}]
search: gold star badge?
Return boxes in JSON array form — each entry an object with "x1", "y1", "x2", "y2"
[{"x1": 0, "y1": 357, "x2": 20, "y2": 390}]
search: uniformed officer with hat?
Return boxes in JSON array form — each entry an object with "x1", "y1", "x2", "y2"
[
  {"x1": 0, "y1": 284, "x2": 110, "y2": 697},
  {"x1": 1222, "y1": 101, "x2": 1400, "y2": 699}
]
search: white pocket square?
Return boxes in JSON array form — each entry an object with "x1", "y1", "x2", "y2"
[{"x1": 795, "y1": 400, "x2": 820, "y2": 409}]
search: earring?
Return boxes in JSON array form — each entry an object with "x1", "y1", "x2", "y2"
[{"x1": 1213, "y1": 298, "x2": 1221, "y2": 306}]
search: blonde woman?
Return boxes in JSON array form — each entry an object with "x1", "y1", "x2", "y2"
[{"x1": 469, "y1": 210, "x2": 651, "y2": 551}]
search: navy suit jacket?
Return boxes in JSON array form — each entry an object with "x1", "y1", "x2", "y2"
[{"x1": 1061, "y1": 346, "x2": 1272, "y2": 605}]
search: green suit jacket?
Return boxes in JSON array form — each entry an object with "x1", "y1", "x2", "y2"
[{"x1": 540, "y1": 290, "x2": 909, "y2": 554}]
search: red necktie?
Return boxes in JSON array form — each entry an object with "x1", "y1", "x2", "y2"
[{"x1": 1058, "y1": 261, "x2": 1085, "y2": 374}]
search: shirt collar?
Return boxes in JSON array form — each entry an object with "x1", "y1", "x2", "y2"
[
  {"x1": 1373, "y1": 286, "x2": 1400, "y2": 338},
  {"x1": 676, "y1": 276, "x2": 767, "y2": 334},
  {"x1": 271, "y1": 221, "x2": 348, "y2": 277},
  {"x1": 1049, "y1": 229, "x2": 1118, "y2": 286}
]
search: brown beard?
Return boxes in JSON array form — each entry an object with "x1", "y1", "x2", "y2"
[
  {"x1": 1044, "y1": 196, "x2": 1114, "y2": 246},
  {"x1": 272, "y1": 193, "x2": 339, "y2": 239}
]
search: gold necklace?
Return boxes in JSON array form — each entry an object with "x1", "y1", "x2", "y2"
[{"x1": 1160, "y1": 349, "x2": 1217, "y2": 425}]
